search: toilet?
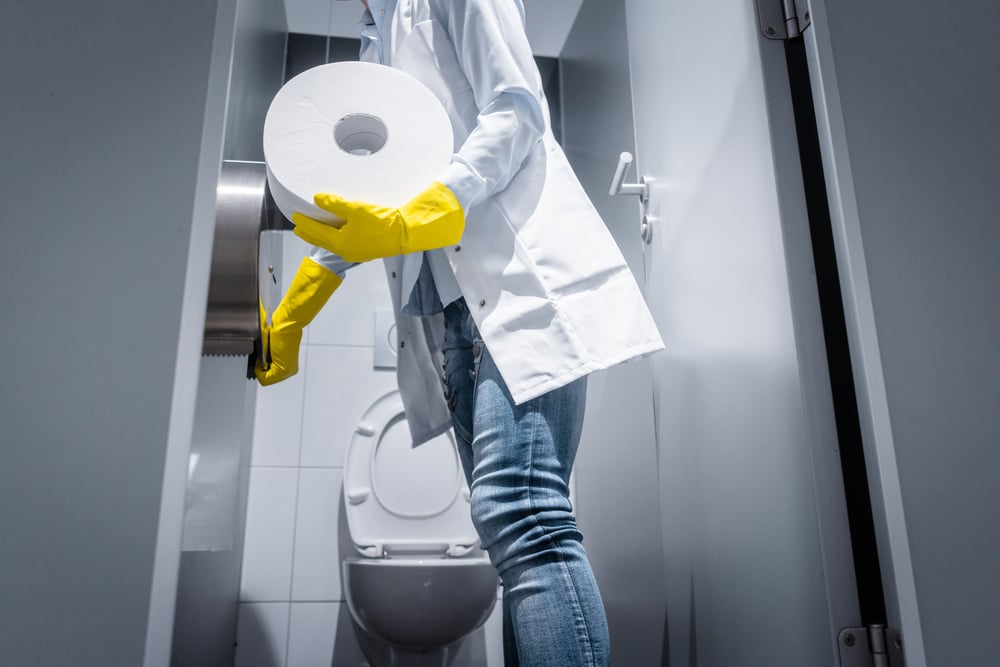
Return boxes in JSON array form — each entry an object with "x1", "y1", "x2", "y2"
[{"x1": 341, "y1": 389, "x2": 499, "y2": 666}]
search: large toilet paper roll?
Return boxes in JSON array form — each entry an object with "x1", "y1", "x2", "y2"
[{"x1": 263, "y1": 61, "x2": 454, "y2": 224}]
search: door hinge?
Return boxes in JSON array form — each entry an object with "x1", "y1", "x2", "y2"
[
  {"x1": 756, "y1": 0, "x2": 811, "y2": 39},
  {"x1": 839, "y1": 625, "x2": 905, "y2": 667}
]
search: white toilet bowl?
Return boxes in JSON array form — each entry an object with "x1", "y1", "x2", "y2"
[{"x1": 341, "y1": 390, "x2": 498, "y2": 666}]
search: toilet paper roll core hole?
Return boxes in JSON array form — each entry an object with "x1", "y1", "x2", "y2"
[{"x1": 334, "y1": 113, "x2": 388, "y2": 156}]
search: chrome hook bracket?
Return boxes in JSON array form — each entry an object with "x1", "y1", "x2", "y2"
[{"x1": 608, "y1": 152, "x2": 649, "y2": 202}]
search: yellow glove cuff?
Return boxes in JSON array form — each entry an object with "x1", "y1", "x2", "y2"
[
  {"x1": 277, "y1": 257, "x2": 343, "y2": 327},
  {"x1": 399, "y1": 181, "x2": 465, "y2": 253}
]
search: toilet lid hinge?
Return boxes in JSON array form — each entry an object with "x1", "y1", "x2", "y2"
[
  {"x1": 357, "y1": 543, "x2": 386, "y2": 558},
  {"x1": 446, "y1": 543, "x2": 477, "y2": 558}
]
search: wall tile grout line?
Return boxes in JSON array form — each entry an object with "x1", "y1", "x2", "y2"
[
  {"x1": 284, "y1": 343, "x2": 311, "y2": 666},
  {"x1": 306, "y1": 342, "x2": 377, "y2": 349}
]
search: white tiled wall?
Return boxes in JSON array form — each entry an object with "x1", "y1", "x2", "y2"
[
  {"x1": 237, "y1": 234, "x2": 501, "y2": 666},
  {"x1": 291, "y1": 468, "x2": 343, "y2": 601},
  {"x1": 236, "y1": 603, "x2": 290, "y2": 666},
  {"x1": 286, "y1": 604, "x2": 340, "y2": 665},
  {"x1": 300, "y1": 346, "x2": 397, "y2": 468},
  {"x1": 241, "y1": 468, "x2": 299, "y2": 602}
]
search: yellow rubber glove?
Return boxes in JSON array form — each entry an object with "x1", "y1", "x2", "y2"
[
  {"x1": 258, "y1": 299, "x2": 270, "y2": 372},
  {"x1": 291, "y1": 181, "x2": 465, "y2": 263},
  {"x1": 255, "y1": 257, "x2": 343, "y2": 386}
]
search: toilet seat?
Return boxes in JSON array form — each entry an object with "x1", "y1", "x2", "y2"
[{"x1": 343, "y1": 390, "x2": 478, "y2": 558}]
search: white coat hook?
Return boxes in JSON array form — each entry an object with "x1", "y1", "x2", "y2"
[
  {"x1": 608, "y1": 152, "x2": 649, "y2": 202},
  {"x1": 610, "y1": 152, "x2": 652, "y2": 243}
]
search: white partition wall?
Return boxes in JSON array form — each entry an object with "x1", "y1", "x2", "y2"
[
  {"x1": 0, "y1": 1, "x2": 239, "y2": 665},
  {"x1": 170, "y1": 0, "x2": 287, "y2": 664}
]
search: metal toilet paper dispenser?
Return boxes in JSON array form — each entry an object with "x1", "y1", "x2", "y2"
[{"x1": 202, "y1": 160, "x2": 290, "y2": 374}]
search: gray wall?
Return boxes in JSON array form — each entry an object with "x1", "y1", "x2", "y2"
[
  {"x1": 561, "y1": 1, "x2": 668, "y2": 664},
  {"x1": 0, "y1": 1, "x2": 235, "y2": 664},
  {"x1": 170, "y1": 2, "x2": 286, "y2": 665},
  {"x1": 806, "y1": 2, "x2": 1000, "y2": 664},
  {"x1": 223, "y1": 0, "x2": 288, "y2": 162},
  {"x1": 171, "y1": 362, "x2": 260, "y2": 667}
]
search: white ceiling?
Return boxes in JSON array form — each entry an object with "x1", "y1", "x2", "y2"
[{"x1": 284, "y1": 0, "x2": 584, "y2": 58}]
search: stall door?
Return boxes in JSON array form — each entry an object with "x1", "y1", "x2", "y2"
[
  {"x1": 621, "y1": 0, "x2": 862, "y2": 664},
  {"x1": 804, "y1": 2, "x2": 1000, "y2": 665}
]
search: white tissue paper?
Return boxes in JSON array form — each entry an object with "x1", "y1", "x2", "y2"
[{"x1": 263, "y1": 61, "x2": 454, "y2": 224}]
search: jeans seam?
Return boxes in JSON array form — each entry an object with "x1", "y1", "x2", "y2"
[
  {"x1": 524, "y1": 409, "x2": 596, "y2": 667},
  {"x1": 558, "y1": 547, "x2": 595, "y2": 667},
  {"x1": 471, "y1": 339, "x2": 483, "y2": 408}
]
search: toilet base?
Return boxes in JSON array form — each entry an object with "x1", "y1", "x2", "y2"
[{"x1": 352, "y1": 620, "x2": 465, "y2": 667}]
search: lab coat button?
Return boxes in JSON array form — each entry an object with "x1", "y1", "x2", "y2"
[
  {"x1": 399, "y1": 340, "x2": 405, "y2": 349},
  {"x1": 391, "y1": 271, "x2": 397, "y2": 278},
  {"x1": 478, "y1": 299, "x2": 485, "y2": 308},
  {"x1": 455, "y1": 245, "x2": 461, "y2": 252}
]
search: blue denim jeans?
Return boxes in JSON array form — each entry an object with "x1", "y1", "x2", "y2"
[{"x1": 441, "y1": 298, "x2": 610, "y2": 667}]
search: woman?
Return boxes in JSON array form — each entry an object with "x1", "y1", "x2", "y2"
[{"x1": 258, "y1": 1, "x2": 663, "y2": 663}]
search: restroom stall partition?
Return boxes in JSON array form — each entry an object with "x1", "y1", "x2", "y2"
[
  {"x1": 0, "y1": 1, "x2": 243, "y2": 666},
  {"x1": 170, "y1": 1, "x2": 289, "y2": 665},
  {"x1": 800, "y1": 2, "x2": 1000, "y2": 664},
  {"x1": 621, "y1": 0, "x2": 1000, "y2": 665}
]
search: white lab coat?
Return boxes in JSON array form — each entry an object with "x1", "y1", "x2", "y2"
[{"x1": 377, "y1": 0, "x2": 664, "y2": 444}]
